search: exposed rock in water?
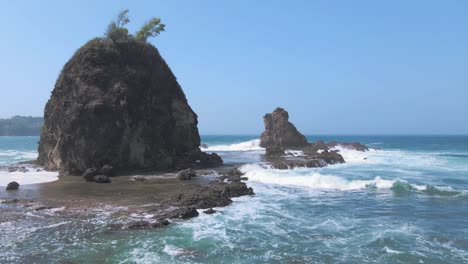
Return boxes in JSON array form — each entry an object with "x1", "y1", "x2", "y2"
[
  {"x1": 6, "y1": 182, "x2": 19, "y2": 191},
  {"x1": 177, "y1": 168, "x2": 196, "y2": 180},
  {"x1": 124, "y1": 219, "x2": 170, "y2": 230},
  {"x1": 160, "y1": 207, "x2": 199, "y2": 219},
  {"x1": 93, "y1": 175, "x2": 111, "y2": 183},
  {"x1": 37, "y1": 38, "x2": 222, "y2": 175},
  {"x1": 203, "y1": 208, "x2": 217, "y2": 214},
  {"x1": 260, "y1": 107, "x2": 308, "y2": 148},
  {"x1": 259, "y1": 108, "x2": 371, "y2": 169},
  {"x1": 172, "y1": 169, "x2": 254, "y2": 209},
  {"x1": 82, "y1": 168, "x2": 98, "y2": 182},
  {"x1": 326, "y1": 141, "x2": 369, "y2": 152}
]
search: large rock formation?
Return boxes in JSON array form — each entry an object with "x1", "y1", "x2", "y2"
[
  {"x1": 259, "y1": 107, "x2": 352, "y2": 169},
  {"x1": 38, "y1": 38, "x2": 221, "y2": 174},
  {"x1": 260, "y1": 107, "x2": 308, "y2": 148}
]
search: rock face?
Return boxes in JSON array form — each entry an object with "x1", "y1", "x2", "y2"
[
  {"x1": 260, "y1": 107, "x2": 308, "y2": 148},
  {"x1": 38, "y1": 38, "x2": 221, "y2": 174}
]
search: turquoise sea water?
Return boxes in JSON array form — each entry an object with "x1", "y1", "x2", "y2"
[{"x1": 1, "y1": 135, "x2": 468, "y2": 263}]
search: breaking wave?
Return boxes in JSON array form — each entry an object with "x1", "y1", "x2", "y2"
[
  {"x1": 0, "y1": 166, "x2": 59, "y2": 187},
  {"x1": 239, "y1": 164, "x2": 466, "y2": 196},
  {"x1": 201, "y1": 139, "x2": 264, "y2": 152}
]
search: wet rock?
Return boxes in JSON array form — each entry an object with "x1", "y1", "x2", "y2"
[
  {"x1": 162, "y1": 207, "x2": 199, "y2": 219},
  {"x1": 216, "y1": 181, "x2": 255, "y2": 198},
  {"x1": 219, "y1": 168, "x2": 246, "y2": 182},
  {"x1": 6, "y1": 181, "x2": 19, "y2": 191},
  {"x1": 93, "y1": 175, "x2": 111, "y2": 183},
  {"x1": 326, "y1": 141, "x2": 369, "y2": 152},
  {"x1": 201, "y1": 144, "x2": 208, "y2": 149},
  {"x1": 198, "y1": 152, "x2": 223, "y2": 167},
  {"x1": 203, "y1": 208, "x2": 217, "y2": 214},
  {"x1": 82, "y1": 168, "x2": 98, "y2": 182},
  {"x1": 126, "y1": 221, "x2": 152, "y2": 230},
  {"x1": 152, "y1": 219, "x2": 170, "y2": 228},
  {"x1": 177, "y1": 169, "x2": 196, "y2": 180},
  {"x1": 100, "y1": 165, "x2": 114, "y2": 177},
  {"x1": 1, "y1": 199, "x2": 20, "y2": 204},
  {"x1": 173, "y1": 186, "x2": 233, "y2": 209},
  {"x1": 260, "y1": 107, "x2": 308, "y2": 148},
  {"x1": 265, "y1": 146, "x2": 285, "y2": 157}
]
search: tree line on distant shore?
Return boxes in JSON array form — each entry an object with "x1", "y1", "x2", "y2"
[{"x1": 0, "y1": 116, "x2": 43, "y2": 136}]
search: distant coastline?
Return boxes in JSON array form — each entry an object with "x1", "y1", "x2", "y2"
[{"x1": 0, "y1": 116, "x2": 43, "y2": 136}]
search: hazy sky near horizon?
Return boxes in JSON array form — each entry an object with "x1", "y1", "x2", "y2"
[{"x1": 1, "y1": 0, "x2": 467, "y2": 134}]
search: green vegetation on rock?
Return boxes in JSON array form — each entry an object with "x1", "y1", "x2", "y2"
[{"x1": 105, "y1": 9, "x2": 165, "y2": 42}]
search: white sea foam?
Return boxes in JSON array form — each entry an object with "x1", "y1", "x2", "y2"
[
  {"x1": 201, "y1": 139, "x2": 264, "y2": 152},
  {"x1": 240, "y1": 164, "x2": 396, "y2": 190},
  {"x1": 0, "y1": 167, "x2": 59, "y2": 187},
  {"x1": 0, "y1": 150, "x2": 38, "y2": 163},
  {"x1": 239, "y1": 163, "x2": 466, "y2": 195}
]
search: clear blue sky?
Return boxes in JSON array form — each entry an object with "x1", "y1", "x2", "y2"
[{"x1": 1, "y1": 0, "x2": 467, "y2": 135}]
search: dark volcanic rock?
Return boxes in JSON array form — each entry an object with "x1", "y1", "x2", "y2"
[
  {"x1": 265, "y1": 146, "x2": 285, "y2": 157},
  {"x1": 37, "y1": 38, "x2": 222, "y2": 174},
  {"x1": 172, "y1": 177, "x2": 254, "y2": 209},
  {"x1": 6, "y1": 181, "x2": 19, "y2": 191},
  {"x1": 198, "y1": 152, "x2": 223, "y2": 167},
  {"x1": 82, "y1": 168, "x2": 98, "y2": 182},
  {"x1": 260, "y1": 107, "x2": 308, "y2": 148},
  {"x1": 162, "y1": 207, "x2": 199, "y2": 219},
  {"x1": 177, "y1": 169, "x2": 196, "y2": 180},
  {"x1": 120, "y1": 219, "x2": 170, "y2": 230},
  {"x1": 326, "y1": 141, "x2": 369, "y2": 152},
  {"x1": 203, "y1": 208, "x2": 217, "y2": 214},
  {"x1": 173, "y1": 186, "x2": 233, "y2": 209},
  {"x1": 93, "y1": 175, "x2": 111, "y2": 183}
]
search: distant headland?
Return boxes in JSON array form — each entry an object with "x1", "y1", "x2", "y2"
[{"x1": 0, "y1": 116, "x2": 43, "y2": 136}]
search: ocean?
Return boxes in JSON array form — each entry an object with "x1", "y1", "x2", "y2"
[{"x1": 1, "y1": 135, "x2": 468, "y2": 263}]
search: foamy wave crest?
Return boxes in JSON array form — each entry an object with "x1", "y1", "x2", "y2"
[
  {"x1": 0, "y1": 166, "x2": 59, "y2": 187},
  {"x1": 240, "y1": 163, "x2": 395, "y2": 190},
  {"x1": 201, "y1": 139, "x2": 264, "y2": 152},
  {"x1": 0, "y1": 150, "x2": 38, "y2": 162},
  {"x1": 239, "y1": 164, "x2": 467, "y2": 195}
]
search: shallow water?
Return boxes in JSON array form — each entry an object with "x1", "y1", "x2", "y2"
[{"x1": 1, "y1": 135, "x2": 468, "y2": 263}]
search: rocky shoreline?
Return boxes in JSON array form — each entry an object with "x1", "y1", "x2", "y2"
[{"x1": 0, "y1": 164, "x2": 254, "y2": 231}]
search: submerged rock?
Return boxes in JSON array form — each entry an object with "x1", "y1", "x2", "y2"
[
  {"x1": 37, "y1": 38, "x2": 222, "y2": 175},
  {"x1": 6, "y1": 181, "x2": 19, "y2": 191},
  {"x1": 260, "y1": 107, "x2": 308, "y2": 148}
]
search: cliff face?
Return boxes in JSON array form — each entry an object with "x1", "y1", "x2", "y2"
[
  {"x1": 260, "y1": 107, "x2": 309, "y2": 148},
  {"x1": 38, "y1": 38, "x2": 220, "y2": 174}
]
